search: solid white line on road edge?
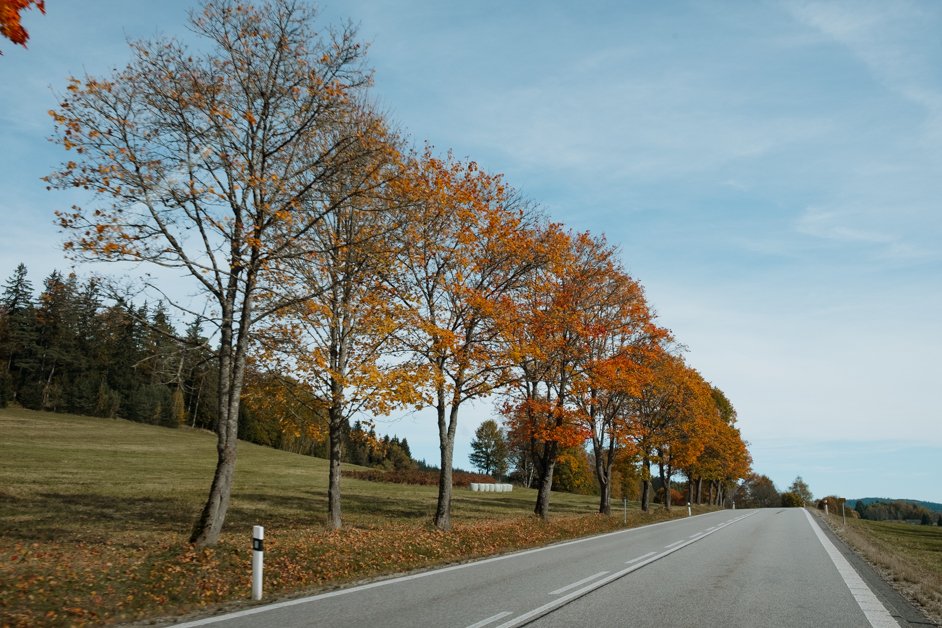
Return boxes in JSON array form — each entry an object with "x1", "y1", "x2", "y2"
[
  {"x1": 548, "y1": 571, "x2": 610, "y2": 595},
  {"x1": 173, "y1": 510, "x2": 734, "y2": 627},
  {"x1": 625, "y1": 551, "x2": 656, "y2": 565},
  {"x1": 803, "y1": 510, "x2": 900, "y2": 628},
  {"x1": 664, "y1": 540, "x2": 685, "y2": 549},
  {"x1": 465, "y1": 611, "x2": 512, "y2": 628},
  {"x1": 494, "y1": 511, "x2": 758, "y2": 628}
]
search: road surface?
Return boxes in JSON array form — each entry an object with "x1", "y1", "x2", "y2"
[{"x1": 176, "y1": 508, "x2": 927, "y2": 627}]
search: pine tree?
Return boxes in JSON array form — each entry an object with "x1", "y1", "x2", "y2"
[
  {"x1": 469, "y1": 420, "x2": 509, "y2": 479},
  {"x1": 1, "y1": 264, "x2": 37, "y2": 404}
]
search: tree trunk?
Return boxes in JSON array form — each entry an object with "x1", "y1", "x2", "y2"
[
  {"x1": 598, "y1": 474, "x2": 611, "y2": 515},
  {"x1": 696, "y1": 477, "x2": 703, "y2": 504},
  {"x1": 658, "y1": 459, "x2": 671, "y2": 512},
  {"x1": 687, "y1": 479, "x2": 694, "y2": 506},
  {"x1": 327, "y1": 405, "x2": 343, "y2": 529},
  {"x1": 190, "y1": 279, "x2": 253, "y2": 547},
  {"x1": 640, "y1": 457, "x2": 652, "y2": 512},
  {"x1": 534, "y1": 441, "x2": 558, "y2": 520},
  {"x1": 593, "y1": 435, "x2": 614, "y2": 516},
  {"x1": 434, "y1": 392, "x2": 460, "y2": 531}
]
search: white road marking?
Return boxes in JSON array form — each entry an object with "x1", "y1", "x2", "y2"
[
  {"x1": 465, "y1": 611, "x2": 512, "y2": 628},
  {"x1": 175, "y1": 511, "x2": 726, "y2": 627},
  {"x1": 689, "y1": 533, "x2": 703, "y2": 538},
  {"x1": 664, "y1": 540, "x2": 685, "y2": 549},
  {"x1": 549, "y1": 571, "x2": 610, "y2": 595},
  {"x1": 625, "y1": 551, "x2": 656, "y2": 565},
  {"x1": 495, "y1": 511, "x2": 758, "y2": 628},
  {"x1": 803, "y1": 510, "x2": 900, "y2": 628}
]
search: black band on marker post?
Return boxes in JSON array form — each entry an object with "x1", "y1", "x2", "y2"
[{"x1": 253, "y1": 538, "x2": 264, "y2": 552}]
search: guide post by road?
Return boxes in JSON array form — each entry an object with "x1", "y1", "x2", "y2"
[{"x1": 252, "y1": 526, "x2": 264, "y2": 601}]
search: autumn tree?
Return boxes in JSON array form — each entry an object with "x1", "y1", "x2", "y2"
[
  {"x1": 570, "y1": 264, "x2": 665, "y2": 514},
  {"x1": 502, "y1": 229, "x2": 629, "y2": 519},
  {"x1": 254, "y1": 115, "x2": 418, "y2": 529},
  {"x1": 387, "y1": 147, "x2": 536, "y2": 530},
  {"x1": 469, "y1": 419, "x2": 508, "y2": 479},
  {"x1": 0, "y1": 0, "x2": 44, "y2": 51},
  {"x1": 505, "y1": 421, "x2": 537, "y2": 488},
  {"x1": 684, "y1": 387, "x2": 750, "y2": 506},
  {"x1": 46, "y1": 0, "x2": 378, "y2": 547},
  {"x1": 627, "y1": 351, "x2": 714, "y2": 511}
]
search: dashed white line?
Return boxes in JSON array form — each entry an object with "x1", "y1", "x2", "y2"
[
  {"x1": 494, "y1": 512, "x2": 758, "y2": 628},
  {"x1": 625, "y1": 551, "x2": 656, "y2": 565},
  {"x1": 465, "y1": 611, "x2": 512, "y2": 628},
  {"x1": 549, "y1": 571, "x2": 610, "y2": 595},
  {"x1": 664, "y1": 539, "x2": 685, "y2": 549}
]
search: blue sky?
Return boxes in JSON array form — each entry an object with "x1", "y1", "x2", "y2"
[{"x1": 1, "y1": 1, "x2": 940, "y2": 502}]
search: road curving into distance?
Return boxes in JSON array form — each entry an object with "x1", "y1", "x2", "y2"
[{"x1": 174, "y1": 508, "x2": 927, "y2": 628}]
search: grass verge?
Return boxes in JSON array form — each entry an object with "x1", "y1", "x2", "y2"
[
  {"x1": 0, "y1": 407, "x2": 708, "y2": 626},
  {"x1": 817, "y1": 509, "x2": 942, "y2": 624}
]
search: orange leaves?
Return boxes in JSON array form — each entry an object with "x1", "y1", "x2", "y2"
[{"x1": 0, "y1": 0, "x2": 44, "y2": 50}]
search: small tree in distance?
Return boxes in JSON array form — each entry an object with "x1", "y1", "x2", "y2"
[
  {"x1": 469, "y1": 419, "x2": 509, "y2": 479},
  {"x1": 788, "y1": 476, "x2": 813, "y2": 505}
]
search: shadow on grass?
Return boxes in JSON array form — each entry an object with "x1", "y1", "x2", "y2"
[{"x1": 0, "y1": 491, "x2": 193, "y2": 541}]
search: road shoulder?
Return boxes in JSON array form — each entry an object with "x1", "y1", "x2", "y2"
[{"x1": 809, "y1": 510, "x2": 937, "y2": 627}]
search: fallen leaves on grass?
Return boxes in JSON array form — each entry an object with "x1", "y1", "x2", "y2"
[{"x1": 0, "y1": 510, "x2": 683, "y2": 626}]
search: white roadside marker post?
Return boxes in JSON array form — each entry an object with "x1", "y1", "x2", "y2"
[
  {"x1": 252, "y1": 525, "x2": 264, "y2": 601},
  {"x1": 825, "y1": 503, "x2": 829, "y2": 516},
  {"x1": 687, "y1": 502, "x2": 691, "y2": 517}
]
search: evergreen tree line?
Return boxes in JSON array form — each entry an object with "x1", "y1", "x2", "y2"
[
  {"x1": 0, "y1": 263, "x2": 416, "y2": 471},
  {"x1": 854, "y1": 499, "x2": 939, "y2": 524},
  {"x1": 0, "y1": 263, "x2": 214, "y2": 427}
]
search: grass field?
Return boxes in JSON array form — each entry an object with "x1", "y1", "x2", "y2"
[
  {"x1": 820, "y1": 509, "x2": 942, "y2": 624},
  {"x1": 0, "y1": 407, "x2": 704, "y2": 626}
]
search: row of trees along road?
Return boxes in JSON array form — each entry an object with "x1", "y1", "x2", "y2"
[{"x1": 43, "y1": 0, "x2": 752, "y2": 546}]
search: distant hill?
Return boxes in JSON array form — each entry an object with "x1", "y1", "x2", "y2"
[{"x1": 848, "y1": 497, "x2": 942, "y2": 513}]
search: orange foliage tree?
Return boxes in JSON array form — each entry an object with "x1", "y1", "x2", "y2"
[
  {"x1": 684, "y1": 390, "x2": 751, "y2": 506},
  {"x1": 501, "y1": 229, "x2": 628, "y2": 519},
  {"x1": 254, "y1": 122, "x2": 423, "y2": 529},
  {"x1": 46, "y1": 0, "x2": 378, "y2": 547},
  {"x1": 569, "y1": 261, "x2": 667, "y2": 515},
  {"x1": 387, "y1": 147, "x2": 537, "y2": 531},
  {"x1": 628, "y1": 351, "x2": 715, "y2": 511},
  {"x1": 0, "y1": 0, "x2": 44, "y2": 51}
]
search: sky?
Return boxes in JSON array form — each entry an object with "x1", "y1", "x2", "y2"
[{"x1": 1, "y1": 1, "x2": 940, "y2": 503}]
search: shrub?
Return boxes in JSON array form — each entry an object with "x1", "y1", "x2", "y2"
[{"x1": 781, "y1": 491, "x2": 803, "y2": 507}]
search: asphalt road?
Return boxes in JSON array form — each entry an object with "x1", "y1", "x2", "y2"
[{"x1": 176, "y1": 508, "x2": 927, "y2": 627}]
